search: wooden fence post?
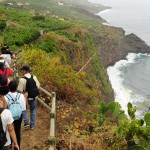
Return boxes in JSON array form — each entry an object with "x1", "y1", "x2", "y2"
[{"x1": 48, "y1": 92, "x2": 56, "y2": 149}]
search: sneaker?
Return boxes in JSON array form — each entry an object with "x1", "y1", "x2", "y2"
[
  {"x1": 23, "y1": 123, "x2": 30, "y2": 128},
  {"x1": 30, "y1": 127, "x2": 34, "y2": 130}
]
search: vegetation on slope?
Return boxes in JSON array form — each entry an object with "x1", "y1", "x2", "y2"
[{"x1": 1, "y1": 0, "x2": 150, "y2": 149}]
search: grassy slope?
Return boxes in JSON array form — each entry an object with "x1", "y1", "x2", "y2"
[
  {"x1": 0, "y1": 0, "x2": 122, "y2": 149},
  {"x1": 0, "y1": 0, "x2": 113, "y2": 101}
]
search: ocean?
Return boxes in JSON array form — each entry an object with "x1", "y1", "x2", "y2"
[{"x1": 89, "y1": 0, "x2": 150, "y2": 118}]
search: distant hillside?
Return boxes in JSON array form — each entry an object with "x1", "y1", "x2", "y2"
[
  {"x1": 0, "y1": 3, "x2": 113, "y2": 102},
  {"x1": 1, "y1": 0, "x2": 150, "y2": 149}
]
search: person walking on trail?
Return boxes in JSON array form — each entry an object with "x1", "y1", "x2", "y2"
[
  {"x1": 1, "y1": 45, "x2": 15, "y2": 65},
  {"x1": 0, "y1": 108, "x2": 19, "y2": 150},
  {"x1": 4, "y1": 81, "x2": 26, "y2": 148},
  {"x1": 0, "y1": 62, "x2": 14, "y2": 96},
  {"x1": 17, "y1": 66, "x2": 40, "y2": 130},
  {"x1": 0, "y1": 56, "x2": 10, "y2": 69}
]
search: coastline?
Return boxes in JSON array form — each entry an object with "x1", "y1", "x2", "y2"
[
  {"x1": 87, "y1": 1, "x2": 150, "y2": 67},
  {"x1": 107, "y1": 53, "x2": 150, "y2": 117},
  {"x1": 90, "y1": 1, "x2": 150, "y2": 117}
]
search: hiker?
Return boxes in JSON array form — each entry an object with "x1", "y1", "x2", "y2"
[
  {"x1": 1, "y1": 49, "x2": 12, "y2": 65},
  {"x1": 4, "y1": 81, "x2": 26, "y2": 148},
  {"x1": 17, "y1": 66, "x2": 40, "y2": 129},
  {"x1": 0, "y1": 56, "x2": 10, "y2": 68},
  {"x1": 0, "y1": 62, "x2": 14, "y2": 95},
  {"x1": 1, "y1": 44, "x2": 15, "y2": 64},
  {"x1": 0, "y1": 108, "x2": 19, "y2": 150},
  {"x1": 1, "y1": 44, "x2": 8, "y2": 52}
]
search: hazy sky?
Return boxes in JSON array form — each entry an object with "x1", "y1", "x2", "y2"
[
  {"x1": 89, "y1": 0, "x2": 150, "y2": 45},
  {"x1": 89, "y1": 0, "x2": 150, "y2": 10}
]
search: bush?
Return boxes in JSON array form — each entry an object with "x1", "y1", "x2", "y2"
[
  {"x1": 3, "y1": 27, "x2": 40, "y2": 46},
  {"x1": 0, "y1": 20, "x2": 6, "y2": 30},
  {"x1": 32, "y1": 15, "x2": 45, "y2": 21},
  {"x1": 18, "y1": 49, "x2": 97, "y2": 102},
  {"x1": 56, "y1": 30, "x2": 78, "y2": 42},
  {"x1": 36, "y1": 40, "x2": 57, "y2": 53},
  {"x1": 34, "y1": 18, "x2": 71, "y2": 31}
]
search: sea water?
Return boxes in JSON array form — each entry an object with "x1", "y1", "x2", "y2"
[{"x1": 89, "y1": 0, "x2": 150, "y2": 118}]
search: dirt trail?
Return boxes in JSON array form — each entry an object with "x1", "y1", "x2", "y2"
[{"x1": 21, "y1": 104, "x2": 50, "y2": 150}]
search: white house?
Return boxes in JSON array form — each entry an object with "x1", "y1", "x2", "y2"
[{"x1": 58, "y1": 2, "x2": 64, "y2": 6}]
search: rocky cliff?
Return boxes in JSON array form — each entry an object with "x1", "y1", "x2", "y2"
[{"x1": 94, "y1": 26, "x2": 150, "y2": 67}]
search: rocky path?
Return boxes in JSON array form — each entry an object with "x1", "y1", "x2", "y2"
[{"x1": 21, "y1": 104, "x2": 50, "y2": 150}]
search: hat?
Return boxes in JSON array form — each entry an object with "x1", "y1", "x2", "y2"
[{"x1": 20, "y1": 66, "x2": 30, "y2": 71}]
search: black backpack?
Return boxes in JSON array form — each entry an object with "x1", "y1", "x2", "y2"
[
  {"x1": 0, "y1": 108, "x2": 7, "y2": 149},
  {"x1": 0, "y1": 69, "x2": 7, "y2": 86},
  {"x1": 23, "y1": 75, "x2": 39, "y2": 99}
]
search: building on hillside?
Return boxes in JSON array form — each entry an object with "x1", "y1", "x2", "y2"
[
  {"x1": 58, "y1": 1, "x2": 64, "y2": 6},
  {"x1": 7, "y1": 3, "x2": 13, "y2": 6},
  {"x1": 24, "y1": 2, "x2": 30, "y2": 6},
  {"x1": 59, "y1": 18, "x2": 64, "y2": 21},
  {"x1": 16, "y1": 3, "x2": 24, "y2": 6},
  {"x1": 16, "y1": 2, "x2": 30, "y2": 6}
]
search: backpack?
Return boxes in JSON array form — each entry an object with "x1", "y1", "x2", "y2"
[
  {"x1": 0, "y1": 69, "x2": 7, "y2": 86},
  {"x1": 0, "y1": 108, "x2": 7, "y2": 149},
  {"x1": 23, "y1": 75, "x2": 39, "y2": 99},
  {"x1": 5, "y1": 93, "x2": 22, "y2": 120}
]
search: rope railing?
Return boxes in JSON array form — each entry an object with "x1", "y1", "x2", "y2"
[{"x1": 12, "y1": 57, "x2": 57, "y2": 149}]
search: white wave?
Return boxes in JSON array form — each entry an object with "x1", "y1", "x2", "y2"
[
  {"x1": 97, "y1": 8, "x2": 111, "y2": 15},
  {"x1": 107, "y1": 53, "x2": 150, "y2": 118}
]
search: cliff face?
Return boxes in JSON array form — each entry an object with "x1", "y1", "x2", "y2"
[{"x1": 95, "y1": 26, "x2": 150, "y2": 67}]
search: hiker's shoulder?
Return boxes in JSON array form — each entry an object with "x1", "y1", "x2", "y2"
[
  {"x1": 20, "y1": 73, "x2": 31, "y2": 80},
  {"x1": 1, "y1": 109, "x2": 12, "y2": 118}
]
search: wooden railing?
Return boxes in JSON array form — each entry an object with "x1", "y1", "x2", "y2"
[
  {"x1": 12, "y1": 58, "x2": 57, "y2": 150},
  {"x1": 38, "y1": 87, "x2": 56, "y2": 150}
]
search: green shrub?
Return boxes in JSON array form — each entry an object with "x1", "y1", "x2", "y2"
[
  {"x1": 32, "y1": 15, "x2": 45, "y2": 21},
  {"x1": 0, "y1": 20, "x2": 6, "y2": 30},
  {"x1": 18, "y1": 49, "x2": 97, "y2": 102},
  {"x1": 34, "y1": 18, "x2": 71, "y2": 31},
  {"x1": 3, "y1": 27, "x2": 40, "y2": 46},
  {"x1": 56, "y1": 30, "x2": 78, "y2": 42},
  {"x1": 36, "y1": 40, "x2": 57, "y2": 53},
  {"x1": 113, "y1": 103, "x2": 150, "y2": 149}
]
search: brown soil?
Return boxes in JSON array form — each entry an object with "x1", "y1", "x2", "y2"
[{"x1": 21, "y1": 104, "x2": 50, "y2": 150}]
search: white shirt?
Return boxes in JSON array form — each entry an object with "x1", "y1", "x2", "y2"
[
  {"x1": 4, "y1": 92, "x2": 26, "y2": 112},
  {"x1": 17, "y1": 73, "x2": 40, "y2": 93},
  {"x1": 0, "y1": 59, "x2": 10, "y2": 68},
  {"x1": 1, "y1": 109, "x2": 14, "y2": 146},
  {"x1": 1, "y1": 54, "x2": 11, "y2": 64}
]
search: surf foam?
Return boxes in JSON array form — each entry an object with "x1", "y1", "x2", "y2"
[{"x1": 107, "y1": 53, "x2": 150, "y2": 118}]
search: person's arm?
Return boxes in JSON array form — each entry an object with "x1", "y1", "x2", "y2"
[
  {"x1": 1, "y1": 96, "x2": 7, "y2": 108},
  {"x1": 11, "y1": 54, "x2": 15, "y2": 59},
  {"x1": 34, "y1": 76, "x2": 40, "y2": 88},
  {"x1": 4, "y1": 60, "x2": 10, "y2": 69},
  {"x1": 7, "y1": 68, "x2": 14, "y2": 76},
  {"x1": 7, "y1": 124, "x2": 19, "y2": 150},
  {"x1": 17, "y1": 78, "x2": 25, "y2": 93},
  {"x1": 24, "y1": 93, "x2": 28, "y2": 105}
]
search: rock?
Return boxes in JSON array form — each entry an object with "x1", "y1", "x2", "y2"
[
  {"x1": 34, "y1": 143, "x2": 43, "y2": 149},
  {"x1": 96, "y1": 26, "x2": 150, "y2": 67}
]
